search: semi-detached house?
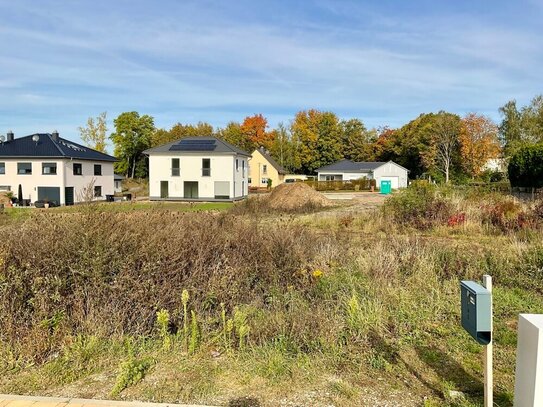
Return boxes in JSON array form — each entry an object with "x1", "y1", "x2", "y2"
[{"x1": 0, "y1": 131, "x2": 116, "y2": 205}]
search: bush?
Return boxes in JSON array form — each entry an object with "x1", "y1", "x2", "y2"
[
  {"x1": 482, "y1": 197, "x2": 530, "y2": 232},
  {"x1": 508, "y1": 144, "x2": 543, "y2": 188},
  {"x1": 383, "y1": 181, "x2": 454, "y2": 229}
]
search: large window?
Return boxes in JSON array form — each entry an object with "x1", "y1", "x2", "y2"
[
  {"x1": 242, "y1": 160, "x2": 245, "y2": 177},
  {"x1": 94, "y1": 186, "x2": 102, "y2": 197},
  {"x1": 0, "y1": 162, "x2": 4, "y2": 175},
  {"x1": 262, "y1": 164, "x2": 267, "y2": 175},
  {"x1": 17, "y1": 162, "x2": 32, "y2": 175},
  {"x1": 202, "y1": 158, "x2": 211, "y2": 176},
  {"x1": 42, "y1": 162, "x2": 57, "y2": 175},
  {"x1": 94, "y1": 164, "x2": 102, "y2": 176},
  {"x1": 236, "y1": 159, "x2": 239, "y2": 171},
  {"x1": 73, "y1": 163, "x2": 82, "y2": 175},
  {"x1": 171, "y1": 158, "x2": 180, "y2": 176}
]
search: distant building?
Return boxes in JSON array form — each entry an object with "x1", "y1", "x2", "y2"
[
  {"x1": 315, "y1": 160, "x2": 409, "y2": 189},
  {"x1": 0, "y1": 131, "x2": 116, "y2": 205},
  {"x1": 249, "y1": 147, "x2": 287, "y2": 188},
  {"x1": 144, "y1": 136, "x2": 250, "y2": 201}
]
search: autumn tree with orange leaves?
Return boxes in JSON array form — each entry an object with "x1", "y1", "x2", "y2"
[
  {"x1": 460, "y1": 113, "x2": 501, "y2": 177},
  {"x1": 240, "y1": 114, "x2": 275, "y2": 151}
]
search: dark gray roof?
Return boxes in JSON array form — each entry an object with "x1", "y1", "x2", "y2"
[
  {"x1": 255, "y1": 148, "x2": 287, "y2": 175},
  {"x1": 143, "y1": 136, "x2": 251, "y2": 157},
  {"x1": 315, "y1": 159, "x2": 386, "y2": 172},
  {"x1": 0, "y1": 133, "x2": 117, "y2": 162},
  {"x1": 114, "y1": 174, "x2": 124, "y2": 181}
]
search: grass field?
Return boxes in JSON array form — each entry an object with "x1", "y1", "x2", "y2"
[{"x1": 0, "y1": 184, "x2": 541, "y2": 406}]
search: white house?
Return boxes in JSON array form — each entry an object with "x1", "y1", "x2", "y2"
[
  {"x1": 315, "y1": 159, "x2": 409, "y2": 189},
  {"x1": 144, "y1": 136, "x2": 251, "y2": 201},
  {"x1": 0, "y1": 131, "x2": 116, "y2": 205}
]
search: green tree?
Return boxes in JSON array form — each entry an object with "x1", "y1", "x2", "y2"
[
  {"x1": 216, "y1": 121, "x2": 253, "y2": 153},
  {"x1": 291, "y1": 109, "x2": 343, "y2": 174},
  {"x1": 269, "y1": 122, "x2": 300, "y2": 173},
  {"x1": 341, "y1": 118, "x2": 376, "y2": 161},
  {"x1": 499, "y1": 95, "x2": 543, "y2": 156},
  {"x1": 151, "y1": 122, "x2": 214, "y2": 147},
  {"x1": 78, "y1": 112, "x2": 108, "y2": 152},
  {"x1": 110, "y1": 112, "x2": 155, "y2": 178},
  {"x1": 508, "y1": 144, "x2": 543, "y2": 188}
]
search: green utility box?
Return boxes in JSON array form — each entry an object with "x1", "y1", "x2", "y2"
[
  {"x1": 380, "y1": 180, "x2": 392, "y2": 194},
  {"x1": 460, "y1": 281, "x2": 492, "y2": 345}
]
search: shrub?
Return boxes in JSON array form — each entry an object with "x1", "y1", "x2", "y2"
[
  {"x1": 111, "y1": 357, "x2": 151, "y2": 396},
  {"x1": 508, "y1": 144, "x2": 543, "y2": 188},
  {"x1": 482, "y1": 198, "x2": 530, "y2": 232},
  {"x1": 383, "y1": 181, "x2": 453, "y2": 229}
]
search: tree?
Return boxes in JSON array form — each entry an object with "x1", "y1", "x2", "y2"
[
  {"x1": 499, "y1": 95, "x2": 543, "y2": 156},
  {"x1": 151, "y1": 122, "x2": 214, "y2": 147},
  {"x1": 422, "y1": 112, "x2": 461, "y2": 183},
  {"x1": 79, "y1": 112, "x2": 108, "y2": 152},
  {"x1": 216, "y1": 121, "x2": 253, "y2": 153},
  {"x1": 269, "y1": 122, "x2": 300, "y2": 172},
  {"x1": 110, "y1": 112, "x2": 155, "y2": 178},
  {"x1": 240, "y1": 114, "x2": 274, "y2": 150},
  {"x1": 291, "y1": 110, "x2": 343, "y2": 174},
  {"x1": 459, "y1": 113, "x2": 501, "y2": 177},
  {"x1": 508, "y1": 144, "x2": 543, "y2": 188},
  {"x1": 341, "y1": 118, "x2": 376, "y2": 161}
]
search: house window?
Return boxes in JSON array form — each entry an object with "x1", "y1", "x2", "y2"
[
  {"x1": 261, "y1": 177, "x2": 269, "y2": 185},
  {"x1": 171, "y1": 158, "x2": 180, "y2": 176},
  {"x1": 262, "y1": 164, "x2": 267, "y2": 175},
  {"x1": 236, "y1": 159, "x2": 239, "y2": 171},
  {"x1": 242, "y1": 160, "x2": 245, "y2": 177},
  {"x1": 0, "y1": 162, "x2": 4, "y2": 175},
  {"x1": 94, "y1": 164, "x2": 102, "y2": 176},
  {"x1": 202, "y1": 158, "x2": 210, "y2": 176},
  {"x1": 42, "y1": 162, "x2": 57, "y2": 175},
  {"x1": 17, "y1": 162, "x2": 32, "y2": 175},
  {"x1": 94, "y1": 186, "x2": 102, "y2": 197},
  {"x1": 248, "y1": 177, "x2": 252, "y2": 184},
  {"x1": 73, "y1": 163, "x2": 82, "y2": 175}
]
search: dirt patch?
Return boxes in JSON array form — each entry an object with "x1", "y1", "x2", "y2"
[{"x1": 267, "y1": 183, "x2": 334, "y2": 211}]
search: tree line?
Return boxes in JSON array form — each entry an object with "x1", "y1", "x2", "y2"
[{"x1": 78, "y1": 94, "x2": 543, "y2": 182}]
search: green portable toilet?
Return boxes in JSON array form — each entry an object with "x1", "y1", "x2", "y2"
[{"x1": 380, "y1": 180, "x2": 392, "y2": 195}]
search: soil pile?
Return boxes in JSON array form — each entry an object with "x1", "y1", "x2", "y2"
[{"x1": 267, "y1": 182, "x2": 334, "y2": 211}]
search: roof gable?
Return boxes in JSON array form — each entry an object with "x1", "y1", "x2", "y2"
[
  {"x1": 144, "y1": 136, "x2": 251, "y2": 157},
  {"x1": 0, "y1": 133, "x2": 117, "y2": 162},
  {"x1": 252, "y1": 148, "x2": 286, "y2": 174}
]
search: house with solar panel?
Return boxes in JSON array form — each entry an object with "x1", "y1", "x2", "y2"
[
  {"x1": 144, "y1": 136, "x2": 251, "y2": 201},
  {"x1": 0, "y1": 131, "x2": 116, "y2": 205}
]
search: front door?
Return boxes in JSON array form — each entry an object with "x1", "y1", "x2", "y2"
[
  {"x1": 65, "y1": 187, "x2": 74, "y2": 206},
  {"x1": 160, "y1": 181, "x2": 169, "y2": 198},
  {"x1": 184, "y1": 182, "x2": 198, "y2": 199}
]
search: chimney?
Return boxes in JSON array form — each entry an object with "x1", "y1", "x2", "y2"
[
  {"x1": 6, "y1": 131, "x2": 14, "y2": 142},
  {"x1": 51, "y1": 130, "x2": 59, "y2": 141}
]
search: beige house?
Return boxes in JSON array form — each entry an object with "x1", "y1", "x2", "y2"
[{"x1": 249, "y1": 148, "x2": 286, "y2": 188}]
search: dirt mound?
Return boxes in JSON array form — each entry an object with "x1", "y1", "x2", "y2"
[{"x1": 267, "y1": 182, "x2": 334, "y2": 211}]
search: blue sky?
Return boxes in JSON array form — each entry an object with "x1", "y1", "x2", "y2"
[{"x1": 1, "y1": 0, "x2": 542, "y2": 145}]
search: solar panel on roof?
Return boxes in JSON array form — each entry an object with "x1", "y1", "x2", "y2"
[{"x1": 169, "y1": 139, "x2": 217, "y2": 151}]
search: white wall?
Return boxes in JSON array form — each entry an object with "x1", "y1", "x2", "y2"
[
  {"x1": 318, "y1": 171, "x2": 371, "y2": 181},
  {"x1": 64, "y1": 160, "x2": 115, "y2": 202},
  {"x1": 373, "y1": 162, "x2": 408, "y2": 188},
  {"x1": 0, "y1": 158, "x2": 114, "y2": 204},
  {"x1": 148, "y1": 153, "x2": 248, "y2": 200}
]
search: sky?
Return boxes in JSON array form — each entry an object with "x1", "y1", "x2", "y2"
[{"x1": 1, "y1": 0, "x2": 542, "y2": 145}]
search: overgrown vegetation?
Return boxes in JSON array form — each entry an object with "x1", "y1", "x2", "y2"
[{"x1": 1, "y1": 187, "x2": 542, "y2": 406}]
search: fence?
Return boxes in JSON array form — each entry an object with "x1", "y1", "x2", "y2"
[{"x1": 303, "y1": 179, "x2": 376, "y2": 191}]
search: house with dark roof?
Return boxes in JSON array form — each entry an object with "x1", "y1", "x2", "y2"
[
  {"x1": 143, "y1": 136, "x2": 250, "y2": 201},
  {"x1": 0, "y1": 131, "x2": 116, "y2": 205},
  {"x1": 249, "y1": 147, "x2": 287, "y2": 189},
  {"x1": 315, "y1": 159, "x2": 409, "y2": 189}
]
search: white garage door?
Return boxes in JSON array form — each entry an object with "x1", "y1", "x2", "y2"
[{"x1": 380, "y1": 176, "x2": 399, "y2": 189}]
